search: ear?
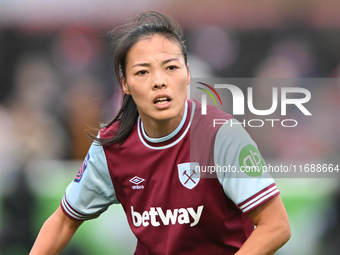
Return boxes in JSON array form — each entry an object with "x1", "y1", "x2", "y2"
[
  {"x1": 121, "y1": 77, "x2": 131, "y2": 95},
  {"x1": 186, "y1": 63, "x2": 191, "y2": 85}
]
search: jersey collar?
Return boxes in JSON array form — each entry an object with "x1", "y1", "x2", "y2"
[{"x1": 137, "y1": 100, "x2": 195, "y2": 150}]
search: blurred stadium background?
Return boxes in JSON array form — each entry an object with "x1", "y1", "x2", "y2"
[{"x1": 1, "y1": 0, "x2": 340, "y2": 254}]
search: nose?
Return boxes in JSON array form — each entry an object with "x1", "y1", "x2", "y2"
[
  {"x1": 152, "y1": 70, "x2": 167, "y2": 89},
  {"x1": 154, "y1": 83, "x2": 166, "y2": 89}
]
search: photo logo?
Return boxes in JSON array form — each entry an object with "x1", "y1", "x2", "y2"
[
  {"x1": 197, "y1": 83, "x2": 311, "y2": 116},
  {"x1": 194, "y1": 79, "x2": 312, "y2": 128},
  {"x1": 196, "y1": 82, "x2": 222, "y2": 115}
]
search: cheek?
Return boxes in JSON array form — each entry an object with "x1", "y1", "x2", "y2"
[
  {"x1": 180, "y1": 75, "x2": 189, "y2": 91},
  {"x1": 128, "y1": 85, "x2": 148, "y2": 103},
  {"x1": 176, "y1": 83, "x2": 188, "y2": 102}
]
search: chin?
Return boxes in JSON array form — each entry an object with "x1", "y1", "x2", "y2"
[{"x1": 154, "y1": 108, "x2": 182, "y2": 122}]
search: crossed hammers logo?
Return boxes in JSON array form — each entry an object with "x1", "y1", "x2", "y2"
[{"x1": 183, "y1": 170, "x2": 197, "y2": 184}]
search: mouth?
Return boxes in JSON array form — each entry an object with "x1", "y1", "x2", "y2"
[{"x1": 154, "y1": 96, "x2": 171, "y2": 105}]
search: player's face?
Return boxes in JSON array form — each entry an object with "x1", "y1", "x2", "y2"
[{"x1": 122, "y1": 34, "x2": 190, "y2": 137}]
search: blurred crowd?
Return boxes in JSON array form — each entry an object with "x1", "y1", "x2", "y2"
[{"x1": 1, "y1": 22, "x2": 340, "y2": 254}]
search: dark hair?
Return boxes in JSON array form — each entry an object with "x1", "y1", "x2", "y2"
[{"x1": 93, "y1": 11, "x2": 188, "y2": 146}]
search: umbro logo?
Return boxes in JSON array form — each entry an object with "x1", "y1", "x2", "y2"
[{"x1": 130, "y1": 176, "x2": 145, "y2": 190}]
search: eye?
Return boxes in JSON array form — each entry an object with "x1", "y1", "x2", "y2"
[
  {"x1": 136, "y1": 70, "x2": 148, "y2": 75},
  {"x1": 167, "y1": 65, "x2": 178, "y2": 71}
]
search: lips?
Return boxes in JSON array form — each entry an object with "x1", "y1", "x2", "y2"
[
  {"x1": 155, "y1": 97, "x2": 170, "y2": 104},
  {"x1": 153, "y1": 94, "x2": 172, "y2": 105}
]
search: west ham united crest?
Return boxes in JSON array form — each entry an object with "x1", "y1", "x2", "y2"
[{"x1": 177, "y1": 162, "x2": 200, "y2": 189}]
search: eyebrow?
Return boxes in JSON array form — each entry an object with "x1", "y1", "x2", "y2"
[{"x1": 132, "y1": 58, "x2": 180, "y2": 68}]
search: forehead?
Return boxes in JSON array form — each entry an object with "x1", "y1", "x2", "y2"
[{"x1": 126, "y1": 35, "x2": 183, "y2": 65}]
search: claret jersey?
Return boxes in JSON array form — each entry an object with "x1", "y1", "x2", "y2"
[{"x1": 61, "y1": 100, "x2": 280, "y2": 255}]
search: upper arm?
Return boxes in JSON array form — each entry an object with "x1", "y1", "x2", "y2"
[
  {"x1": 61, "y1": 142, "x2": 119, "y2": 221},
  {"x1": 234, "y1": 196, "x2": 291, "y2": 255},
  {"x1": 214, "y1": 120, "x2": 280, "y2": 213},
  {"x1": 29, "y1": 206, "x2": 83, "y2": 255},
  {"x1": 55, "y1": 206, "x2": 83, "y2": 230},
  {"x1": 247, "y1": 195, "x2": 290, "y2": 234}
]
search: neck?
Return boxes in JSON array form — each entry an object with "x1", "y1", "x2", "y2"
[
  {"x1": 141, "y1": 106, "x2": 186, "y2": 139},
  {"x1": 143, "y1": 119, "x2": 180, "y2": 138}
]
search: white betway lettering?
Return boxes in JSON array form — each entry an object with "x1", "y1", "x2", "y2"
[
  {"x1": 131, "y1": 205, "x2": 204, "y2": 228},
  {"x1": 187, "y1": 206, "x2": 204, "y2": 227}
]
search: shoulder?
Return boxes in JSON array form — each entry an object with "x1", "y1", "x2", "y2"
[
  {"x1": 99, "y1": 121, "x2": 120, "y2": 140},
  {"x1": 190, "y1": 99, "x2": 234, "y2": 139},
  {"x1": 191, "y1": 99, "x2": 232, "y2": 119},
  {"x1": 191, "y1": 99, "x2": 233, "y2": 124}
]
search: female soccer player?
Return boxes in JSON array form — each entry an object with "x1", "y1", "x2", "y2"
[{"x1": 30, "y1": 11, "x2": 290, "y2": 255}]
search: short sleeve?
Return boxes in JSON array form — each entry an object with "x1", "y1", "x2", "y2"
[
  {"x1": 61, "y1": 142, "x2": 119, "y2": 220},
  {"x1": 214, "y1": 119, "x2": 280, "y2": 213}
]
